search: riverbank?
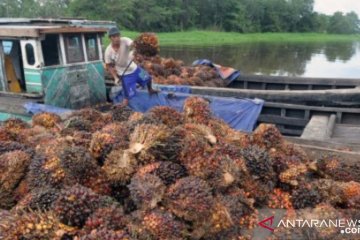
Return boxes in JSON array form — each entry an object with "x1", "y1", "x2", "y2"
[{"x1": 107, "y1": 31, "x2": 360, "y2": 46}]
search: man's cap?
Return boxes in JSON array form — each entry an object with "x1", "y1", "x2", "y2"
[{"x1": 108, "y1": 27, "x2": 120, "y2": 37}]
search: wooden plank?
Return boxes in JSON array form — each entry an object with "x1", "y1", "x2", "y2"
[
  {"x1": 294, "y1": 143, "x2": 360, "y2": 165},
  {"x1": 264, "y1": 102, "x2": 360, "y2": 114},
  {"x1": 236, "y1": 74, "x2": 360, "y2": 86},
  {"x1": 190, "y1": 86, "x2": 360, "y2": 104},
  {"x1": 286, "y1": 137, "x2": 360, "y2": 152},
  {"x1": 0, "y1": 28, "x2": 39, "y2": 38},
  {"x1": 40, "y1": 27, "x2": 107, "y2": 34},
  {"x1": 258, "y1": 115, "x2": 308, "y2": 127}
]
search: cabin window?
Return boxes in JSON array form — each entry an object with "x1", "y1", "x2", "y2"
[
  {"x1": 85, "y1": 34, "x2": 100, "y2": 61},
  {"x1": 25, "y1": 44, "x2": 35, "y2": 66},
  {"x1": 41, "y1": 34, "x2": 62, "y2": 66},
  {"x1": 64, "y1": 34, "x2": 85, "y2": 63}
]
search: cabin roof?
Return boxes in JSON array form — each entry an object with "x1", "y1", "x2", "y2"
[{"x1": 0, "y1": 18, "x2": 115, "y2": 38}]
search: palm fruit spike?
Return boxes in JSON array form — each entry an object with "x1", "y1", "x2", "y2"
[
  {"x1": 183, "y1": 96, "x2": 212, "y2": 125},
  {"x1": 0, "y1": 150, "x2": 32, "y2": 193},
  {"x1": 3, "y1": 118, "x2": 29, "y2": 133},
  {"x1": 32, "y1": 112, "x2": 61, "y2": 129},
  {"x1": 165, "y1": 176, "x2": 214, "y2": 222},
  {"x1": 312, "y1": 155, "x2": 360, "y2": 182},
  {"x1": 59, "y1": 146, "x2": 99, "y2": 181},
  {"x1": 137, "y1": 161, "x2": 187, "y2": 186},
  {"x1": 80, "y1": 228, "x2": 131, "y2": 240},
  {"x1": 53, "y1": 184, "x2": 102, "y2": 227},
  {"x1": 142, "y1": 209, "x2": 187, "y2": 240},
  {"x1": 84, "y1": 204, "x2": 127, "y2": 232},
  {"x1": 103, "y1": 150, "x2": 138, "y2": 185},
  {"x1": 291, "y1": 184, "x2": 323, "y2": 209},
  {"x1": 147, "y1": 106, "x2": 183, "y2": 128},
  {"x1": 111, "y1": 105, "x2": 134, "y2": 122},
  {"x1": 252, "y1": 124, "x2": 284, "y2": 149},
  {"x1": 267, "y1": 188, "x2": 293, "y2": 209},
  {"x1": 128, "y1": 123, "x2": 170, "y2": 163},
  {"x1": 134, "y1": 32, "x2": 159, "y2": 57},
  {"x1": 128, "y1": 173, "x2": 166, "y2": 210}
]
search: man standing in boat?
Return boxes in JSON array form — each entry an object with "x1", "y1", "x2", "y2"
[{"x1": 105, "y1": 27, "x2": 157, "y2": 106}]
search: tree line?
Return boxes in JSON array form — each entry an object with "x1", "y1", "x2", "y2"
[{"x1": 0, "y1": 0, "x2": 359, "y2": 34}]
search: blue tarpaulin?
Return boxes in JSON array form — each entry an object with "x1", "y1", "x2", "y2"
[
  {"x1": 112, "y1": 89, "x2": 264, "y2": 132},
  {"x1": 192, "y1": 59, "x2": 241, "y2": 84},
  {"x1": 24, "y1": 102, "x2": 73, "y2": 116}
]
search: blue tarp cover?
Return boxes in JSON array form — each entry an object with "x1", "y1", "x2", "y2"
[
  {"x1": 112, "y1": 89, "x2": 264, "y2": 132},
  {"x1": 24, "y1": 102, "x2": 73, "y2": 115}
]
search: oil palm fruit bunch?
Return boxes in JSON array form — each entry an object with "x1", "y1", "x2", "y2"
[
  {"x1": 0, "y1": 150, "x2": 32, "y2": 208},
  {"x1": 128, "y1": 123, "x2": 171, "y2": 163},
  {"x1": 142, "y1": 209, "x2": 187, "y2": 240},
  {"x1": 183, "y1": 96, "x2": 212, "y2": 125},
  {"x1": 70, "y1": 108, "x2": 104, "y2": 123},
  {"x1": 0, "y1": 140, "x2": 32, "y2": 155},
  {"x1": 32, "y1": 112, "x2": 62, "y2": 129},
  {"x1": 206, "y1": 192, "x2": 255, "y2": 236},
  {"x1": 78, "y1": 228, "x2": 131, "y2": 240},
  {"x1": 62, "y1": 116, "x2": 92, "y2": 133},
  {"x1": 103, "y1": 149, "x2": 138, "y2": 185},
  {"x1": 312, "y1": 155, "x2": 360, "y2": 182},
  {"x1": 18, "y1": 186, "x2": 59, "y2": 211},
  {"x1": 0, "y1": 128, "x2": 18, "y2": 142},
  {"x1": 0, "y1": 210, "x2": 73, "y2": 240},
  {"x1": 53, "y1": 184, "x2": 102, "y2": 227},
  {"x1": 89, "y1": 131, "x2": 117, "y2": 162},
  {"x1": 101, "y1": 122, "x2": 130, "y2": 151},
  {"x1": 84, "y1": 204, "x2": 128, "y2": 232},
  {"x1": 59, "y1": 146, "x2": 99, "y2": 182},
  {"x1": 134, "y1": 32, "x2": 159, "y2": 57},
  {"x1": 252, "y1": 124, "x2": 284, "y2": 149},
  {"x1": 111, "y1": 105, "x2": 134, "y2": 122},
  {"x1": 332, "y1": 181, "x2": 360, "y2": 208},
  {"x1": 291, "y1": 183, "x2": 323, "y2": 209},
  {"x1": 3, "y1": 118, "x2": 29, "y2": 134},
  {"x1": 137, "y1": 161, "x2": 187, "y2": 186},
  {"x1": 128, "y1": 173, "x2": 166, "y2": 210},
  {"x1": 267, "y1": 188, "x2": 293, "y2": 209},
  {"x1": 147, "y1": 106, "x2": 184, "y2": 128},
  {"x1": 165, "y1": 176, "x2": 214, "y2": 222}
]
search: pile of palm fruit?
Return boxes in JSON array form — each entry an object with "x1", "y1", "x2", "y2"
[
  {"x1": 133, "y1": 33, "x2": 226, "y2": 87},
  {"x1": 0, "y1": 97, "x2": 359, "y2": 239}
]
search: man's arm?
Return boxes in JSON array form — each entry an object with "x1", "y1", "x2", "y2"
[{"x1": 104, "y1": 48, "x2": 120, "y2": 84}]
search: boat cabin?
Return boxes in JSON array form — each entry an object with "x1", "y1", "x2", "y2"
[{"x1": 0, "y1": 18, "x2": 115, "y2": 109}]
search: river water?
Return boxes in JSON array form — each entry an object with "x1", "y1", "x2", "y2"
[{"x1": 160, "y1": 41, "x2": 360, "y2": 79}]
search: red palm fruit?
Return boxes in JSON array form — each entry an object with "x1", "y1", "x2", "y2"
[
  {"x1": 183, "y1": 96, "x2": 212, "y2": 125},
  {"x1": 32, "y1": 112, "x2": 61, "y2": 129}
]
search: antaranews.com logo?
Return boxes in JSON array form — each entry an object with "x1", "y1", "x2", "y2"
[{"x1": 251, "y1": 208, "x2": 360, "y2": 239}]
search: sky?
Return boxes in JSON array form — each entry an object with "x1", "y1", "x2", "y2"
[{"x1": 314, "y1": 0, "x2": 360, "y2": 16}]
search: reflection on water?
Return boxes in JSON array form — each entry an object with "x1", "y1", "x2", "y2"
[{"x1": 160, "y1": 42, "x2": 360, "y2": 78}]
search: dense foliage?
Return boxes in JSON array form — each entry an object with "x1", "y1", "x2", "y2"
[{"x1": 0, "y1": 0, "x2": 359, "y2": 34}]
